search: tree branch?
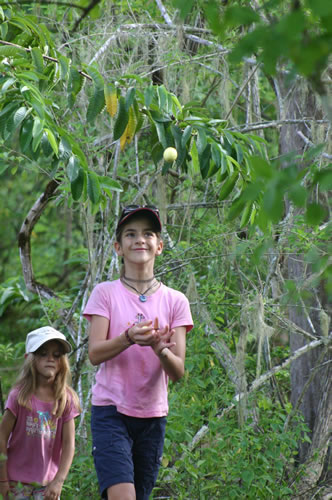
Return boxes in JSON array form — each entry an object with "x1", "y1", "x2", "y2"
[
  {"x1": 176, "y1": 335, "x2": 332, "y2": 460},
  {"x1": 71, "y1": 0, "x2": 102, "y2": 33},
  {"x1": 0, "y1": 40, "x2": 92, "y2": 81},
  {"x1": 18, "y1": 179, "x2": 60, "y2": 300}
]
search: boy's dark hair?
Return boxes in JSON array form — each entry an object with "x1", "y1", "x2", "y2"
[{"x1": 116, "y1": 205, "x2": 162, "y2": 242}]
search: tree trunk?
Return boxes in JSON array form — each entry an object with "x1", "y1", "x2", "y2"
[{"x1": 277, "y1": 76, "x2": 332, "y2": 488}]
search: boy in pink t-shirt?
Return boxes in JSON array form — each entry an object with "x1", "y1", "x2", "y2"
[{"x1": 84, "y1": 205, "x2": 193, "y2": 500}]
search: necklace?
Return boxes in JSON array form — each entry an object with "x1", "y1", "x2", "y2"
[
  {"x1": 123, "y1": 275, "x2": 155, "y2": 283},
  {"x1": 121, "y1": 278, "x2": 159, "y2": 302}
]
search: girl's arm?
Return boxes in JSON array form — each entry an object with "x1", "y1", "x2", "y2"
[
  {"x1": 153, "y1": 326, "x2": 187, "y2": 382},
  {"x1": 43, "y1": 418, "x2": 76, "y2": 500},
  {"x1": 0, "y1": 409, "x2": 16, "y2": 497}
]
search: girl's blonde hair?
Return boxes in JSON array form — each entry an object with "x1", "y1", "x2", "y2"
[{"x1": 14, "y1": 348, "x2": 81, "y2": 418}]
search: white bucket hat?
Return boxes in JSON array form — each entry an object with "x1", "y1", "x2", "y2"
[{"x1": 26, "y1": 326, "x2": 72, "y2": 354}]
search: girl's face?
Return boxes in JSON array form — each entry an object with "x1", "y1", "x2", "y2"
[
  {"x1": 34, "y1": 340, "x2": 64, "y2": 382},
  {"x1": 114, "y1": 216, "x2": 163, "y2": 268}
]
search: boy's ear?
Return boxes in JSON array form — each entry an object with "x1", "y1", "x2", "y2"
[
  {"x1": 156, "y1": 239, "x2": 163, "y2": 256},
  {"x1": 114, "y1": 241, "x2": 123, "y2": 256}
]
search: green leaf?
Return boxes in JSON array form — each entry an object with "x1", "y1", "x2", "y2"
[
  {"x1": 41, "y1": 132, "x2": 53, "y2": 157},
  {"x1": 224, "y1": 5, "x2": 260, "y2": 28},
  {"x1": 240, "y1": 202, "x2": 254, "y2": 228},
  {"x1": 67, "y1": 156, "x2": 80, "y2": 182},
  {"x1": 154, "y1": 121, "x2": 167, "y2": 150},
  {"x1": 199, "y1": 144, "x2": 211, "y2": 179},
  {"x1": 196, "y1": 128, "x2": 207, "y2": 155},
  {"x1": 0, "y1": 46, "x2": 26, "y2": 57},
  {"x1": 307, "y1": 0, "x2": 332, "y2": 17},
  {"x1": 313, "y1": 167, "x2": 332, "y2": 191},
  {"x1": 30, "y1": 47, "x2": 44, "y2": 74},
  {"x1": 228, "y1": 198, "x2": 246, "y2": 221},
  {"x1": 19, "y1": 117, "x2": 33, "y2": 152},
  {"x1": 181, "y1": 125, "x2": 192, "y2": 148},
  {"x1": 190, "y1": 140, "x2": 200, "y2": 175},
  {"x1": 58, "y1": 137, "x2": 72, "y2": 160},
  {"x1": 288, "y1": 184, "x2": 307, "y2": 207},
  {"x1": 157, "y1": 85, "x2": 168, "y2": 113},
  {"x1": 113, "y1": 96, "x2": 129, "y2": 141},
  {"x1": 1, "y1": 77, "x2": 16, "y2": 94},
  {"x1": 251, "y1": 156, "x2": 274, "y2": 179},
  {"x1": 98, "y1": 176, "x2": 123, "y2": 192},
  {"x1": 235, "y1": 143, "x2": 243, "y2": 164},
  {"x1": 32, "y1": 117, "x2": 44, "y2": 138},
  {"x1": 305, "y1": 203, "x2": 326, "y2": 225},
  {"x1": 71, "y1": 167, "x2": 85, "y2": 201},
  {"x1": 87, "y1": 87, "x2": 105, "y2": 123},
  {"x1": 125, "y1": 87, "x2": 136, "y2": 112},
  {"x1": 241, "y1": 469, "x2": 255, "y2": 484},
  {"x1": 263, "y1": 184, "x2": 284, "y2": 223},
  {"x1": 219, "y1": 171, "x2": 239, "y2": 200},
  {"x1": 32, "y1": 129, "x2": 43, "y2": 152},
  {"x1": 211, "y1": 143, "x2": 221, "y2": 169},
  {"x1": 44, "y1": 128, "x2": 58, "y2": 156},
  {"x1": 144, "y1": 85, "x2": 154, "y2": 108},
  {"x1": 58, "y1": 55, "x2": 70, "y2": 81},
  {"x1": 173, "y1": 0, "x2": 195, "y2": 18},
  {"x1": 85, "y1": 65, "x2": 104, "y2": 89},
  {"x1": 67, "y1": 66, "x2": 84, "y2": 108},
  {"x1": 13, "y1": 106, "x2": 28, "y2": 128},
  {"x1": 87, "y1": 170, "x2": 101, "y2": 204},
  {"x1": 16, "y1": 71, "x2": 43, "y2": 82}
]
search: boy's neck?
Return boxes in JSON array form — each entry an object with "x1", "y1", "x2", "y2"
[{"x1": 123, "y1": 263, "x2": 155, "y2": 282}]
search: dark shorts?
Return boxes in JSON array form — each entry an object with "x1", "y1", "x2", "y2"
[{"x1": 91, "y1": 405, "x2": 166, "y2": 500}]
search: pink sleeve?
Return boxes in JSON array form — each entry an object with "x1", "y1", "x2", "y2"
[
  {"x1": 63, "y1": 392, "x2": 80, "y2": 422},
  {"x1": 171, "y1": 293, "x2": 193, "y2": 333},
  {"x1": 5, "y1": 389, "x2": 19, "y2": 417},
  {"x1": 83, "y1": 283, "x2": 111, "y2": 322}
]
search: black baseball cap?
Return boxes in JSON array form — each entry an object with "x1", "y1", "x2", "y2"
[{"x1": 116, "y1": 205, "x2": 162, "y2": 232}]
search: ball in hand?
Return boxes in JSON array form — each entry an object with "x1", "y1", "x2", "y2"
[{"x1": 163, "y1": 147, "x2": 178, "y2": 162}]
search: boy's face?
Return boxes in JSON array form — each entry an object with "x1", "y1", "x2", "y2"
[{"x1": 114, "y1": 216, "x2": 163, "y2": 267}]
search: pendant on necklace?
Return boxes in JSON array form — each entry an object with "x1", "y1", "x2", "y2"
[{"x1": 139, "y1": 295, "x2": 147, "y2": 302}]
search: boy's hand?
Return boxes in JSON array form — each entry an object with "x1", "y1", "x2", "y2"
[
  {"x1": 152, "y1": 324, "x2": 176, "y2": 356},
  {"x1": 128, "y1": 320, "x2": 158, "y2": 346}
]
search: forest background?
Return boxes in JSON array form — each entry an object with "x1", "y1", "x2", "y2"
[{"x1": 0, "y1": 0, "x2": 331, "y2": 498}]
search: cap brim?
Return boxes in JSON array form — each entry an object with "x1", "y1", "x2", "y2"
[
  {"x1": 30, "y1": 336, "x2": 72, "y2": 354},
  {"x1": 117, "y1": 208, "x2": 162, "y2": 232}
]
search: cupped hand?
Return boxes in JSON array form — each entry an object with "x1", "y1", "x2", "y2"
[
  {"x1": 128, "y1": 320, "x2": 159, "y2": 346},
  {"x1": 152, "y1": 324, "x2": 176, "y2": 356}
]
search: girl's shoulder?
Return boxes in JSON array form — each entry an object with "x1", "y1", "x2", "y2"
[{"x1": 7, "y1": 385, "x2": 20, "y2": 401}]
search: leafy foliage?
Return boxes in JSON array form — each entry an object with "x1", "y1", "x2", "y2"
[{"x1": 0, "y1": 1, "x2": 331, "y2": 498}]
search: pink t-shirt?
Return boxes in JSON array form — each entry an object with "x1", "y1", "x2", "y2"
[
  {"x1": 83, "y1": 280, "x2": 193, "y2": 417},
  {"x1": 6, "y1": 387, "x2": 80, "y2": 485}
]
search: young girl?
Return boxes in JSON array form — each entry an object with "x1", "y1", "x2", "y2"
[
  {"x1": 0, "y1": 326, "x2": 81, "y2": 500},
  {"x1": 84, "y1": 205, "x2": 193, "y2": 500}
]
